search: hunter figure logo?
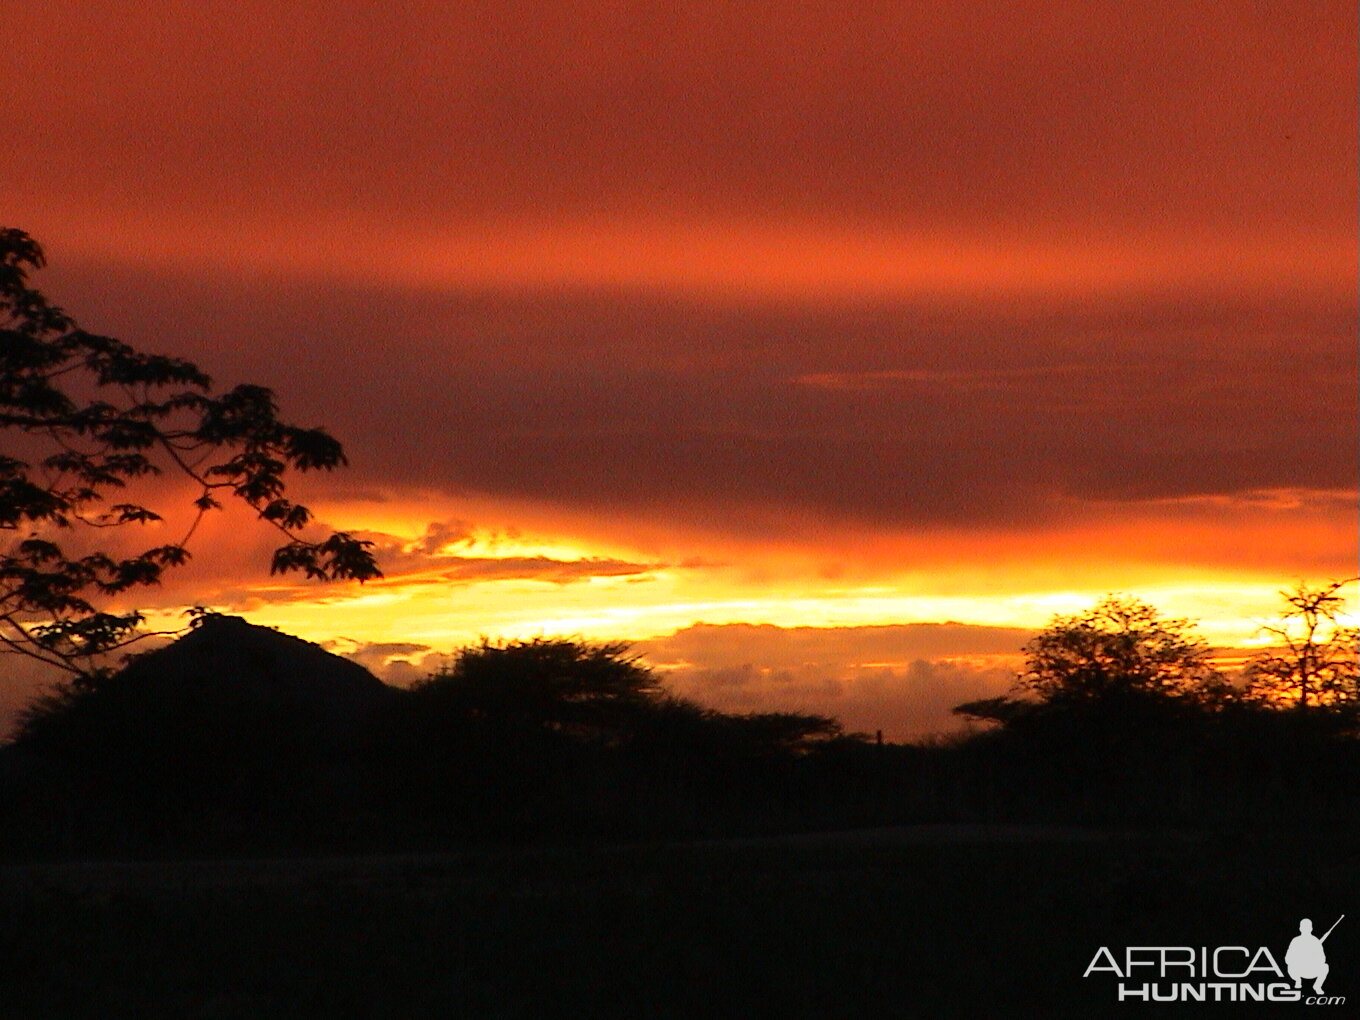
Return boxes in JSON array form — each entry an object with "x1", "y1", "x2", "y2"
[
  {"x1": 1083, "y1": 914, "x2": 1346, "y2": 1004},
  {"x1": 1287, "y1": 916, "x2": 1342, "y2": 996}
]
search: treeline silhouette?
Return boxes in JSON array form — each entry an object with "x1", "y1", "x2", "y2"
[
  {"x1": 945, "y1": 589, "x2": 1360, "y2": 827},
  {"x1": 1, "y1": 616, "x2": 866, "y2": 854},
  {"x1": 2, "y1": 591, "x2": 1358, "y2": 857}
]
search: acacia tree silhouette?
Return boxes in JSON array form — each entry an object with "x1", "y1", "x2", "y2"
[
  {"x1": 0, "y1": 228, "x2": 380, "y2": 683},
  {"x1": 954, "y1": 595, "x2": 1230, "y2": 725},
  {"x1": 410, "y1": 637, "x2": 844, "y2": 750},
  {"x1": 1247, "y1": 580, "x2": 1359, "y2": 711},
  {"x1": 412, "y1": 637, "x2": 666, "y2": 742},
  {"x1": 1015, "y1": 596, "x2": 1227, "y2": 705},
  {"x1": 395, "y1": 636, "x2": 849, "y2": 840}
]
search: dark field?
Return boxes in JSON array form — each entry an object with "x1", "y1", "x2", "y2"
[{"x1": 3, "y1": 826, "x2": 1355, "y2": 1019}]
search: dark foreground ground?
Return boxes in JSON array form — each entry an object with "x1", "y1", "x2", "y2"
[{"x1": 2, "y1": 825, "x2": 1356, "y2": 1019}]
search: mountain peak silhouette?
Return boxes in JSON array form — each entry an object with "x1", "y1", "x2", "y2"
[{"x1": 112, "y1": 614, "x2": 393, "y2": 730}]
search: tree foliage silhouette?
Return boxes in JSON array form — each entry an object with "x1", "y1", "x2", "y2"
[
  {"x1": 1016, "y1": 596, "x2": 1226, "y2": 704},
  {"x1": 411, "y1": 637, "x2": 667, "y2": 743},
  {"x1": 955, "y1": 595, "x2": 1228, "y2": 724},
  {"x1": 411, "y1": 637, "x2": 845, "y2": 749},
  {"x1": 1246, "y1": 579, "x2": 1359, "y2": 710},
  {"x1": 397, "y1": 636, "x2": 848, "y2": 839},
  {"x1": 1, "y1": 228, "x2": 380, "y2": 681}
]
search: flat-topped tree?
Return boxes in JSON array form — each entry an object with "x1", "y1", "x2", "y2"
[{"x1": 0, "y1": 228, "x2": 380, "y2": 683}]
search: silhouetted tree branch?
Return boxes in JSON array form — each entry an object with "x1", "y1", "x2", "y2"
[
  {"x1": 1246, "y1": 579, "x2": 1359, "y2": 710},
  {"x1": 1, "y1": 227, "x2": 380, "y2": 681}
]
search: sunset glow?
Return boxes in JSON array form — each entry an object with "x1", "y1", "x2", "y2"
[{"x1": 2, "y1": 1, "x2": 1355, "y2": 737}]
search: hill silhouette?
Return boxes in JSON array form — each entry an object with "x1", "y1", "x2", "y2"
[
  {"x1": 115, "y1": 614, "x2": 393, "y2": 727},
  {"x1": 16, "y1": 613, "x2": 396, "y2": 755},
  {"x1": 3, "y1": 627, "x2": 866, "y2": 852},
  {"x1": 7, "y1": 616, "x2": 401, "y2": 850}
]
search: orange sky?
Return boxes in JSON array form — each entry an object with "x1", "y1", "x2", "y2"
[{"x1": 2, "y1": 2, "x2": 1356, "y2": 736}]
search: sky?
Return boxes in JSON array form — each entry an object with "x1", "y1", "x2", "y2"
[{"x1": 3, "y1": 2, "x2": 1356, "y2": 737}]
